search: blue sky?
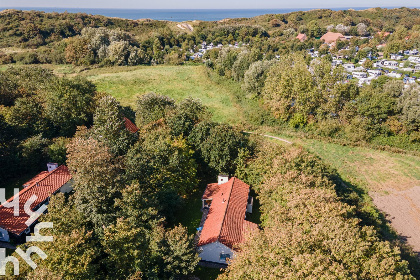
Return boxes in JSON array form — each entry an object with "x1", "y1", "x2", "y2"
[{"x1": 2, "y1": 0, "x2": 420, "y2": 9}]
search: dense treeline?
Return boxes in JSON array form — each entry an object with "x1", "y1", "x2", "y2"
[
  {"x1": 0, "y1": 67, "x2": 96, "y2": 182},
  {"x1": 2, "y1": 8, "x2": 420, "y2": 66},
  {"x1": 220, "y1": 141, "x2": 418, "y2": 279},
  {"x1": 1, "y1": 67, "x2": 252, "y2": 278},
  {"x1": 207, "y1": 48, "x2": 420, "y2": 151}
]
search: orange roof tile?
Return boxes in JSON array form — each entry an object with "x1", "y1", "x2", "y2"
[
  {"x1": 124, "y1": 117, "x2": 139, "y2": 133},
  {"x1": 202, "y1": 183, "x2": 220, "y2": 200},
  {"x1": 0, "y1": 166, "x2": 72, "y2": 235},
  {"x1": 321, "y1": 32, "x2": 345, "y2": 44},
  {"x1": 22, "y1": 171, "x2": 49, "y2": 188},
  {"x1": 198, "y1": 178, "x2": 257, "y2": 249},
  {"x1": 377, "y1": 31, "x2": 390, "y2": 37},
  {"x1": 296, "y1": 33, "x2": 307, "y2": 42}
]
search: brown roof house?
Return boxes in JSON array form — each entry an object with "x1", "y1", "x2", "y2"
[
  {"x1": 321, "y1": 32, "x2": 346, "y2": 44},
  {"x1": 296, "y1": 33, "x2": 307, "y2": 42},
  {"x1": 0, "y1": 164, "x2": 73, "y2": 242},
  {"x1": 197, "y1": 175, "x2": 257, "y2": 264}
]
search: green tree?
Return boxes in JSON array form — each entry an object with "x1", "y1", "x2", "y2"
[
  {"x1": 188, "y1": 121, "x2": 249, "y2": 174},
  {"x1": 67, "y1": 129, "x2": 124, "y2": 232},
  {"x1": 231, "y1": 49, "x2": 263, "y2": 82},
  {"x1": 125, "y1": 130, "x2": 198, "y2": 197},
  {"x1": 44, "y1": 77, "x2": 95, "y2": 136},
  {"x1": 92, "y1": 95, "x2": 136, "y2": 155},
  {"x1": 398, "y1": 84, "x2": 420, "y2": 130},
  {"x1": 6, "y1": 96, "x2": 47, "y2": 135},
  {"x1": 242, "y1": 60, "x2": 275, "y2": 96},
  {"x1": 263, "y1": 54, "x2": 317, "y2": 122},
  {"x1": 149, "y1": 225, "x2": 199, "y2": 279},
  {"x1": 11, "y1": 194, "x2": 101, "y2": 279},
  {"x1": 167, "y1": 97, "x2": 210, "y2": 137},
  {"x1": 135, "y1": 93, "x2": 175, "y2": 126}
]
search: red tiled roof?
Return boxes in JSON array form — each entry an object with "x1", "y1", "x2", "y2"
[
  {"x1": 198, "y1": 178, "x2": 257, "y2": 249},
  {"x1": 124, "y1": 117, "x2": 139, "y2": 133},
  {"x1": 0, "y1": 166, "x2": 72, "y2": 235},
  {"x1": 321, "y1": 32, "x2": 345, "y2": 44},
  {"x1": 296, "y1": 33, "x2": 307, "y2": 42},
  {"x1": 202, "y1": 183, "x2": 220, "y2": 200},
  {"x1": 377, "y1": 31, "x2": 390, "y2": 37},
  {"x1": 22, "y1": 171, "x2": 49, "y2": 188}
]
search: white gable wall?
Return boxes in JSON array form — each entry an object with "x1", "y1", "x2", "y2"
[{"x1": 198, "y1": 241, "x2": 234, "y2": 264}]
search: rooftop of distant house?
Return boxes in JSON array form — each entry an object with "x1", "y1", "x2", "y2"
[
  {"x1": 296, "y1": 33, "x2": 307, "y2": 42},
  {"x1": 198, "y1": 177, "x2": 257, "y2": 249},
  {"x1": 321, "y1": 32, "x2": 345, "y2": 44}
]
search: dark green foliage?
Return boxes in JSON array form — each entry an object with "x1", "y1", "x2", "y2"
[
  {"x1": 6, "y1": 96, "x2": 47, "y2": 135},
  {"x1": 167, "y1": 97, "x2": 210, "y2": 137},
  {"x1": 19, "y1": 134, "x2": 50, "y2": 172},
  {"x1": 92, "y1": 95, "x2": 136, "y2": 155},
  {"x1": 135, "y1": 92, "x2": 175, "y2": 126},
  {"x1": 44, "y1": 77, "x2": 96, "y2": 136},
  {"x1": 47, "y1": 137, "x2": 70, "y2": 165},
  {"x1": 0, "y1": 66, "x2": 96, "y2": 180},
  {"x1": 125, "y1": 129, "x2": 198, "y2": 197},
  {"x1": 188, "y1": 121, "x2": 250, "y2": 174}
]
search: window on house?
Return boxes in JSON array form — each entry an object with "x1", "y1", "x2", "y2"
[{"x1": 220, "y1": 253, "x2": 230, "y2": 261}]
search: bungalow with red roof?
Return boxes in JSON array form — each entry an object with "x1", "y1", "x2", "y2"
[
  {"x1": 296, "y1": 33, "x2": 307, "y2": 42},
  {"x1": 320, "y1": 32, "x2": 346, "y2": 44},
  {"x1": 197, "y1": 175, "x2": 257, "y2": 264},
  {"x1": 0, "y1": 164, "x2": 72, "y2": 242}
]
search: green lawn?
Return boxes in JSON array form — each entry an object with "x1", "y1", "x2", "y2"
[
  {"x1": 297, "y1": 138, "x2": 420, "y2": 193},
  {"x1": 80, "y1": 65, "x2": 248, "y2": 124}
]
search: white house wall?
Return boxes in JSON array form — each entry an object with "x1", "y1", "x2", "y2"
[{"x1": 198, "y1": 241, "x2": 234, "y2": 264}]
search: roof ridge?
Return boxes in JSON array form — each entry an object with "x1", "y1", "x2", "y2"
[
  {"x1": 0, "y1": 165, "x2": 68, "y2": 207},
  {"x1": 217, "y1": 177, "x2": 235, "y2": 243}
]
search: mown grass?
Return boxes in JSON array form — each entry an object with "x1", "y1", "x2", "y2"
[
  {"x1": 80, "y1": 65, "x2": 248, "y2": 124},
  {"x1": 297, "y1": 138, "x2": 420, "y2": 193}
]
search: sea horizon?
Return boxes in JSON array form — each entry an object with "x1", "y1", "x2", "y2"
[{"x1": 1, "y1": 7, "x2": 418, "y2": 22}]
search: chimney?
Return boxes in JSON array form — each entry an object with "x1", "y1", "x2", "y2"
[
  {"x1": 47, "y1": 163, "x2": 59, "y2": 172},
  {"x1": 218, "y1": 174, "x2": 229, "y2": 185}
]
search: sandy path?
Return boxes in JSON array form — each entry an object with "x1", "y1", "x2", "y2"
[
  {"x1": 372, "y1": 186, "x2": 420, "y2": 255},
  {"x1": 242, "y1": 131, "x2": 293, "y2": 144}
]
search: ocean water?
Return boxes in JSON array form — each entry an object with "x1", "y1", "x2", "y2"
[{"x1": 0, "y1": 7, "x2": 413, "y2": 22}]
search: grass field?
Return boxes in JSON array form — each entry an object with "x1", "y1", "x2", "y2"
[
  {"x1": 298, "y1": 139, "x2": 420, "y2": 193},
  {"x1": 77, "y1": 65, "x2": 249, "y2": 124}
]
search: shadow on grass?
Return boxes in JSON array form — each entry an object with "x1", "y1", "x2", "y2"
[
  {"x1": 334, "y1": 176, "x2": 420, "y2": 278},
  {"x1": 194, "y1": 265, "x2": 224, "y2": 280}
]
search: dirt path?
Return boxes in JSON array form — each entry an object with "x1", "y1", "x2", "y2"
[
  {"x1": 372, "y1": 186, "x2": 420, "y2": 256},
  {"x1": 242, "y1": 131, "x2": 293, "y2": 144}
]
